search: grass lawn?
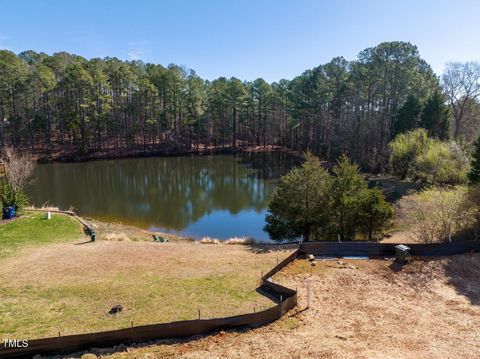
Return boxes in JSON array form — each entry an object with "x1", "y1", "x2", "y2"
[
  {"x1": 0, "y1": 211, "x2": 84, "y2": 258},
  {"x1": 0, "y1": 224, "x2": 289, "y2": 339}
]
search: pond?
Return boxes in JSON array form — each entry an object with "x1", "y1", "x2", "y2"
[{"x1": 27, "y1": 152, "x2": 299, "y2": 241}]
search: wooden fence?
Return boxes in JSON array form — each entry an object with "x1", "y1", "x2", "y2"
[{"x1": 298, "y1": 240, "x2": 480, "y2": 257}]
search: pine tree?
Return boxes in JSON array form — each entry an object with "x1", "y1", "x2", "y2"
[
  {"x1": 420, "y1": 91, "x2": 450, "y2": 140},
  {"x1": 468, "y1": 136, "x2": 480, "y2": 184},
  {"x1": 392, "y1": 95, "x2": 422, "y2": 137}
]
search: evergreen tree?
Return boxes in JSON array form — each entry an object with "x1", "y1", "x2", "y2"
[
  {"x1": 264, "y1": 151, "x2": 331, "y2": 241},
  {"x1": 357, "y1": 188, "x2": 394, "y2": 240},
  {"x1": 392, "y1": 95, "x2": 422, "y2": 137},
  {"x1": 420, "y1": 91, "x2": 450, "y2": 140},
  {"x1": 329, "y1": 155, "x2": 369, "y2": 240},
  {"x1": 265, "y1": 153, "x2": 394, "y2": 241},
  {"x1": 468, "y1": 136, "x2": 480, "y2": 184}
]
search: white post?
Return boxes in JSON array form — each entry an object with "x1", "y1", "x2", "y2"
[
  {"x1": 306, "y1": 278, "x2": 311, "y2": 309},
  {"x1": 47, "y1": 211, "x2": 51, "y2": 220}
]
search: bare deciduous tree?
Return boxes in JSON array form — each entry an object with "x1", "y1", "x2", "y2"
[
  {"x1": 0, "y1": 146, "x2": 36, "y2": 191},
  {"x1": 442, "y1": 61, "x2": 480, "y2": 139}
]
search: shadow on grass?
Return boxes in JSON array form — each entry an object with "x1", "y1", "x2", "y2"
[
  {"x1": 366, "y1": 175, "x2": 424, "y2": 202},
  {"x1": 74, "y1": 240, "x2": 94, "y2": 246},
  {"x1": 388, "y1": 253, "x2": 480, "y2": 306},
  {"x1": 443, "y1": 253, "x2": 480, "y2": 306}
]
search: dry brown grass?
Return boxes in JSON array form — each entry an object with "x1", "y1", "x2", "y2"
[
  {"x1": 25, "y1": 204, "x2": 61, "y2": 212},
  {"x1": 199, "y1": 236, "x2": 256, "y2": 245},
  {"x1": 100, "y1": 254, "x2": 480, "y2": 359},
  {"x1": 103, "y1": 232, "x2": 130, "y2": 241}
]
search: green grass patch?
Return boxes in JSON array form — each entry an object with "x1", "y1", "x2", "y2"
[
  {"x1": 0, "y1": 273, "x2": 268, "y2": 338},
  {"x1": 0, "y1": 212, "x2": 84, "y2": 258}
]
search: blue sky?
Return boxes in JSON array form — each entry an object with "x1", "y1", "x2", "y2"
[{"x1": 1, "y1": 0, "x2": 479, "y2": 82}]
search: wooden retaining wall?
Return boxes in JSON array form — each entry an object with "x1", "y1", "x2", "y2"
[{"x1": 298, "y1": 240, "x2": 480, "y2": 257}]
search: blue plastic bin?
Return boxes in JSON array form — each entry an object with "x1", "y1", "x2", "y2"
[{"x1": 2, "y1": 206, "x2": 15, "y2": 219}]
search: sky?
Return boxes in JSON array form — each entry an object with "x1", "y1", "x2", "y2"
[{"x1": 1, "y1": 0, "x2": 479, "y2": 82}]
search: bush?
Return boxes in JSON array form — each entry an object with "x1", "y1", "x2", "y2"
[
  {"x1": 389, "y1": 129, "x2": 470, "y2": 185},
  {"x1": 389, "y1": 128, "x2": 429, "y2": 179},
  {"x1": 415, "y1": 140, "x2": 470, "y2": 185},
  {"x1": 402, "y1": 186, "x2": 477, "y2": 243},
  {"x1": 0, "y1": 181, "x2": 28, "y2": 212}
]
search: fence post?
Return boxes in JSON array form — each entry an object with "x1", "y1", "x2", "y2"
[{"x1": 198, "y1": 307, "x2": 201, "y2": 319}]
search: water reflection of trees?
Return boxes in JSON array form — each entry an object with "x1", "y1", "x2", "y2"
[
  {"x1": 237, "y1": 152, "x2": 301, "y2": 181},
  {"x1": 28, "y1": 154, "x2": 297, "y2": 230}
]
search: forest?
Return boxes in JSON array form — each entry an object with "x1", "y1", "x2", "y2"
[{"x1": 1, "y1": 41, "x2": 479, "y2": 171}]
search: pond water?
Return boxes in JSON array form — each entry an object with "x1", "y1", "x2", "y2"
[{"x1": 27, "y1": 153, "x2": 299, "y2": 240}]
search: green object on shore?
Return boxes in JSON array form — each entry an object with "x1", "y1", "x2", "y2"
[{"x1": 153, "y1": 234, "x2": 168, "y2": 243}]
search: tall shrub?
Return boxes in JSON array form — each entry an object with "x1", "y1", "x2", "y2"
[
  {"x1": 403, "y1": 187, "x2": 477, "y2": 243},
  {"x1": 389, "y1": 129, "x2": 470, "y2": 185}
]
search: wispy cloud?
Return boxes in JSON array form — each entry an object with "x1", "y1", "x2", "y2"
[
  {"x1": 127, "y1": 48, "x2": 144, "y2": 60},
  {"x1": 0, "y1": 35, "x2": 12, "y2": 49},
  {"x1": 127, "y1": 40, "x2": 149, "y2": 61}
]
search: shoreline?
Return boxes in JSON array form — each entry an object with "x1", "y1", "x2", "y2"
[
  {"x1": 24, "y1": 207, "x2": 285, "y2": 246},
  {"x1": 36, "y1": 144, "x2": 306, "y2": 164}
]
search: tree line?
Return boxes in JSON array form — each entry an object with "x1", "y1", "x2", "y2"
[{"x1": 1, "y1": 41, "x2": 479, "y2": 171}]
